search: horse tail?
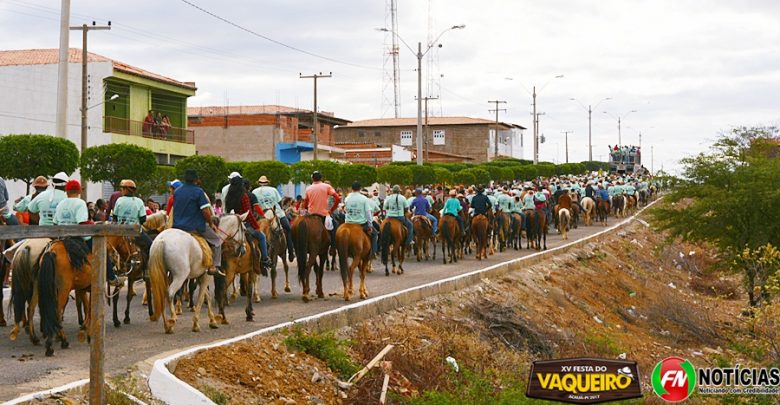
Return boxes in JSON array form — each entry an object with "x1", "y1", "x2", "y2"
[
  {"x1": 336, "y1": 227, "x2": 350, "y2": 284},
  {"x1": 442, "y1": 217, "x2": 451, "y2": 246},
  {"x1": 149, "y1": 240, "x2": 168, "y2": 322},
  {"x1": 37, "y1": 249, "x2": 60, "y2": 338},
  {"x1": 295, "y1": 218, "x2": 308, "y2": 286},
  {"x1": 11, "y1": 246, "x2": 32, "y2": 324},
  {"x1": 380, "y1": 221, "x2": 393, "y2": 265}
]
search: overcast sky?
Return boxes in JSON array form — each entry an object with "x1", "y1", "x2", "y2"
[{"x1": 2, "y1": 0, "x2": 779, "y2": 172}]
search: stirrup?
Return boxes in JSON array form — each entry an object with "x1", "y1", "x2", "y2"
[{"x1": 207, "y1": 267, "x2": 225, "y2": 277}]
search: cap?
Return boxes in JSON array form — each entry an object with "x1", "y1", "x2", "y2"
[
  {"x1": 52, "y1": 172, "x2": 69, "y2": 184},
  {"x1": 392, "y1": 185, "x2": 401, "y2": 193},
  {"x1": 32, "y1": 176, "x2": 49, "y2": 188},
  {"x1": 415, "y1": 188, "x2": 422, "y2": 194},
  {"x1": 120, "y1": 179, "x2": 137, "y2": 189},
  {"x1": 228, "y1": 172, "x2": 242, "y2": 180},
  {"x1": 258, "y1": 175, "x2": 270, "y2": 184},
  {"x1": 64, "y1": 179, "x2": 81, "y2": 192},
  {"x1": 169, "y1": 179, "x2": 182, "y2": 189},
  {"x1": 423, "y1": 188, "x2": 430, "y2": 193}
]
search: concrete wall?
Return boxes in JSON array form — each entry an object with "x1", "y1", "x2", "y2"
[
  {"x1": 193, "y1": 125, "x2": 276, "y2": 161},
  {"x1": 0, "y1": 61, "x2": 114, "y2": 202}
]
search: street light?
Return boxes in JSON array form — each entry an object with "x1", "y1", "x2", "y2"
[
  {"x1": 85, "y1": 93, "x2": 118, "y2": 111},
  {"x1": 378, "y1": 24, "x2": 465, "y2": 165},
  {"x1": 570, "y1": 96, "x2": 611, "y2": 161},
  {"x1": 505, "y1": 75, "x2": 563, "y2": 164},
  {"x1": 603, "y1": 109, "x2": 637, "y2": 146}
]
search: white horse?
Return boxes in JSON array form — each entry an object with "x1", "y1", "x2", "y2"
[
  {"x1": 580, "y1": 197, "x2": 595, "y2": 226},
  {"x1": 148, "y1": 213, "x2": 247, "y2": 334},
  {"x1": 558, "y1": 208, "x2": 571, "y2": 240}
]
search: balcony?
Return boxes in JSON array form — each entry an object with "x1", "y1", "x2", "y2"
[{"x1": 104, "y1": 116, "x2": 194, "y2": 144}]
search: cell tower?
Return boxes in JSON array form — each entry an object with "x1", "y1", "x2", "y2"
[
  {"x1": 426, "y1": 0, "x2": 443, "y2": 116},
  {"x1": 381, "y1": 0, "x2": 401, "y2": 118}
]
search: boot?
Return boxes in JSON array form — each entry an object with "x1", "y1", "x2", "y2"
[{"x1": 251, "y1": 242, "x2": 261, "y2": 275}]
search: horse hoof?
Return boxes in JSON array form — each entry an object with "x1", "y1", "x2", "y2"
[
  {"x1": 284, "y1": 287, "x2": 291, "y2": 293},
  {"x1": 113, "y1": 321, "x2": 121, "y2": 328},
  {"x1": 192, "y1": 326, "x2": 201, "y2": 333},
  {"x1": 271, "y1": 293, "x2": 278, "y2": 299},
  {"x1": 62, "y1": 340, "x2": 70, "y2": 349},
  {"x1": 31, "y1": 336, "x2": 40, "y2": 346},
  {"x1": 254, "y1": 297, "x2": 261, "y2": 303},
  {"x1": 10, "y1": 327, "x2": 19, "y2": 341},
  {"x1": 245, "y1": 316, "x2": 253, "y2": 322},
  {"x1": 302, "y1": 295, "x2": 310, "y2": 303},
  {"x1": 45, "y1": 347, "x2": 54, "y2": 357},
  {"x1": 360, "y1": 293, "x2": 368, "y2": 300},
  {"x1": 124, "y1": 318, "x2": 131, "y2": 325},
  {"x1": 221, "y1": 318, "x2": 229, "y2": 325},
  {"x1": 209, "y1": 323, "x2": 219, "y2": 329}
]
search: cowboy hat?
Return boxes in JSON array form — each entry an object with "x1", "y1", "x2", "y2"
[
  {"x1": 52, "y1": 172, "x2": 69, "y2": 184},
  {"x1": 32, "y1": 176, "x2": 49, "y2": 188},
  {"x1": 257, "y1": 175, "x2": 270, "y2": 184}
]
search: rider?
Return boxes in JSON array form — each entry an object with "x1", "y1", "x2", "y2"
[
  {"x1": 112, "y1": 179, "x2": 153, "y2": 277},
  {"x1": 383, "y1": 185, "x2": 414, "y2": 247},
  {"x1": 221, "y1": 172, "x2": 242, "y2": 200},
  {"x1": 224, "y1": 174, "x2": 272, "y2": 272},
  {"x1": 409, "y1": 188, "x2": 437, "y2": 236},
  {"x1": 471, "y1": 185, "x2": 492, "y2": 219},
  {"x1": 442, "y1": 189, "x2": 464, "y2": 236},
  {"x1": 301, "y1": 171, "x2": 341, "y2": 223},
  {"x1": 28, "y1": 171, "x2": 69, "y2": 226},
  {"x1": 344, "y1": 181, "x2": 375, "y2": 249},
  {"x1": 13, "y1": 176, "x2": 49, "y2": 225},
  {"x1": 165, "y1": 179, "x2": 182, "y2": 214},
  {"x1": 53, "y1": 179, "x2": 126, "y2": 287},
  {"x1": 172, "y1": 170, "x2": 224, "y2": 277},
  {"x1": 253, "y1": 175, "x2": 296, "y2": 262}
]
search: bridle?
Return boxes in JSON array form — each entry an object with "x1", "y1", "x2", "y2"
[{"x1": 216, "y1": 214, "x2": 247, "y2": 256}]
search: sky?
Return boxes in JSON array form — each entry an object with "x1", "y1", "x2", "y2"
[{"x1": 1, "y1": 0, "x2": 779, "y2": 173}]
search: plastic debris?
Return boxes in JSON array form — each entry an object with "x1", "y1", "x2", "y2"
[{"x1": 445, "y1": 356, "x2": 459, "y2": 373}]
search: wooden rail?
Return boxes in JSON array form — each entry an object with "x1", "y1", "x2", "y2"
[{"x1": 0, "y1": 224, "x2": 140, "y2": 405}]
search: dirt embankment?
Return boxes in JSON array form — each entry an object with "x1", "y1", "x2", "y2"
[{"x1": 175, "y1": 217, "x2": 752, "y2": 404}]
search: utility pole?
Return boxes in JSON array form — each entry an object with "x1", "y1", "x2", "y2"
[
  {"x1": 299, "y1": 72, "x2": 332, "y2": 160},
  {"x1": 651, "y1": 145, "x2": 654, "y2": 174},
  {"x1": 639, "y1": 131, "x2": 642, "y2": 149},
  {"x1": 618, "y1": 117, "x2": 622, "y2": 146},
  {"x1": 587, "y1": 105, "x2": 593, "y2": 161},
  {"x1": 416, "y1": 42, "x2": 423, "y2": 165},
  {"x1": 532, "y1": 86, "x2": 538, "y2": 164},
  {"x1": 419, "y1": 96, "x2": 438, "y2": 162},
  {"x1": 561, "y1": 131, "x2": 573, "y2": 163},
  {"x1": 56, "y1": 0, "x2": 71, "y2": 140},
  {"x1": 71, "y1": 21, "x2": 111, "y2": 200},
  {"x1": 488, "y1": 100, "x2": 507, "y2": 160}
]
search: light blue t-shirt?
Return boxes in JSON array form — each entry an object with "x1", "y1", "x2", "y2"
[
  {"x1": 252, "y1": 186, "x2": 285, "y2": 217},
  {"x1": 344, "y1": 192, "x2": 372, "y2": 224},
  {"x1": 113, "y1": 196, "x2": 146, "y2": 225},
  {"x1": 28, "y1": 188, "x2": 67, "y2": 226},
  {"x1": 53, "y1": 197, "x2": 89, "y2": 225},
  {"x1": 383, "y1": 194, "x2": 408, "y2": 217}
]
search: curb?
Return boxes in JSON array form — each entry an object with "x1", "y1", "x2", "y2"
[{"x1": 148, "y1": 198, "x2": 663, "y2": 405}]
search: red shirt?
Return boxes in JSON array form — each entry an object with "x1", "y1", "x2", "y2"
[
  {"x1": 238, "y1": 193, "x2": 260, "y2": 230},
  {"x1": 302, "y1": 182, "x2": 340, "y2": 216}
]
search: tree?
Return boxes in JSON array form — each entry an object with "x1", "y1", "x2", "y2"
[
  {"x1": 452, "y1": 170, "x2": 476, "y2": 186},
  {"x1": 244, "y1": 161, "x2": 292, "y2": 187},
  {"x1": 651, "y1": 126, "x2": 780, "y2": 307},
  {"x1": 80, "y1": 143, "x2": 157, "y2": 188},
  {"x1": 339, "y1": 164, "x2": 377, "y2": 189},
  {"x1": 498, "y1": 167, "x2": 515, "y2": 183},
  {"x1": 409, "y1": 165, "x2": 436, "y2": 186},
  {"x1": 377, "y1": 165, "x2": 412, "y2": 186},
  {"x1": 480, "y1": 165, "x2": 504, "y2": 184},
  {"x1": 136, "y1": 166, "x2": 176, "y2": 198},
  {"x1": 225, "y1": 161, "x2": 248, "y2": 177},
  {"x1": 0, "y1": 134, "x2": 79, "y2": 193},
  {"x1": 582, "y1": 160, "x2": 609, "y2": 172},
  {"x1": 291, "y1": 160, "x2": 343, "y2": 185},
  {"x1": 462, "y1": 168, "x2": 490, "y2": 186},
  {"x1": 175, "y1": 154, "x2": 228, "y2": 195},
  {"x1": 433, "y1": 167, "x2": 452, "y2": 185}
]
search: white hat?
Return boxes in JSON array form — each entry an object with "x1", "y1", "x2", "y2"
[
  {"x1": 52, "y1": 172, "x2": 69, "y2": 184},
  {"x1": 423, "y1": 188, "x2": 430, "y2": 193},
  {"x1": 228, "y1": 171, "x2": 242, "y2": 180}
]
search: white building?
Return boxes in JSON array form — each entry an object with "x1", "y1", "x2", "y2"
[{"x1": 0, "y1": 48, "x2": 197, "y2": 202}]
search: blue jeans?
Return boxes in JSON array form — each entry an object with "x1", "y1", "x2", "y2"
[
  {"x1": 389, "y1": 216, "x2": 414, "y2": 245},
  {"x1": 425, "y1": 213, "x2": 438, "y2": 234},
  {"x1": 4, "y1": 214, "x2": 19, "y2": 226},
  {"x1": 86, "y1": 238, "x2": 117, "y2": 281},
  {"x1": 371, "y1": 221, "x2": 380, "y2": 255},
  {"x1": 279, "y1": 216, "x2": 295, "y2": 258},
  {"x1": 246, "y1": 227, "x2": 269, "y2": 259}
]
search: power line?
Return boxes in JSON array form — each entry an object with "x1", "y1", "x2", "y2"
[{"x1": 178, "y1": 0, "x2": 380, "y2": 71}]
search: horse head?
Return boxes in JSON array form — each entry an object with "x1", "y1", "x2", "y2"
[{"x1": 219, "y1": 214, "x2": 248, "y2": 256}]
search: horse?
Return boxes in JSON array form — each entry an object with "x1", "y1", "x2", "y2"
[
  {"x1": 638, "y1": 189, "x2": 648, "y2": 207},
  {"x1": 439, "y1": 214, "x2": 460, "y2": 264},
  {"x1": 526, "y1": 209, "x2": 548, "y2": 251},
  {"x1": 569, "y1": 192, "x2": 581, "y2": 229},
  {"x1": 37, "y1": 238, "x2": 92, "y2": 356},
  {"x1": 486, "y1": 209, "x2": 496, "y2": 255},
  {"x1": 495, "y1": 211, "x2": 511, "y2": 252},
  {"x1": 0, "y1": 216, "x2": 14, "y2": 327},
  {"x1": 262, "y1": 210, "x2": 290, "y2": 299},
  {"x1": 8, "y1": 238, "x2": 50, "y2": 345},
  {"x1": 509, "y1": 212, "x2": 523, "y2": 250},
  {"x1": 596, "y1": 198, "x2": 610, "y2": 226},
  {"x1": 554, "y1": 193, "x2": 572, "y2": 233},
  {"x1": 380, "y1": 217, "x2": 407, "y2": 276},
  {"x1": 612, "y1": 195, "x2": 626, "y2": 218},
  {"x1": 324, "y1": 213, "x2": 342, "y2": 272},
  {"x1": 459, "y1": 208, "x2": 471, "y2": 258},
  {"x1": 149, "y1": 214, "x2": 246, "y2": 334},
  {"x1": 291, "y1": 214, "x2": 330, "y2": 302},
  {"x1": 580, "y1": 197, "x2": 595, "y2": 226},
  {"x1": 107, "y1": 236, "x2": 148, "y2": 328},
  {"x1": 335, "y1": 223, "x2": 372, "y2": 301},
  {"x1": 412, "y1": 215, "x2": 434, "y2": 262},
  {"x1": 558, "y1": 208, "x2": 571, "y2": 240},
  {"x1": 214, "y1": 215, "x2": 255, "y2": 324},
  {"x1": 471, "y1": 214, "x2": 490, "y2": 260},
  {"x1": 626, "y1": 193, "x2": 637, "y2": 213}
]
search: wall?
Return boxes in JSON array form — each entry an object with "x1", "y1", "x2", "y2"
[
  {"x1": 192, "y1": 124, "x2": 276, "y2": 161},
  {"x1": 0, "y1": 61, "x2": 114, "y2": 202}
]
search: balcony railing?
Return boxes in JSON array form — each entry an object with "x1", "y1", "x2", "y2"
[{"x1": 104, "y1": 116, "x2": 194, "y2": 144}]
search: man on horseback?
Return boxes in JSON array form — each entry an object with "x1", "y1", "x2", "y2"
[
  {"x1": 496, "y1": 186, "x2": 513, "y2": 230},
  {"x1": 410, "y1": 188, "x2": 437, "y2": 236},
  {"x1": 53, "y1": 179, "x2": 126, "y2": 287},
  {"x1": 28, "y1": 172, "x2": 69, "y2": 226},
  {"x1": 383, "y1": 185, "x2": 414, "y2": 247},
  {"x1": 253, "y1": 175, "x2": 295, "y2": 262},
  {"x1": 13, "y1": 176, "x2": 49, "y2": 225},
  {"x1": 443, "y1": 189, "x2": 465, "y2": 237},
  {"x1": 344, "y1": 181, "x2": 374, "y2": 238},
  {"x1": 112, "y1": 179, "x2": 153, "y2": 277},
  {"x1": 471, "y1": 185, "x2": 492, "y2": 218},
  {"x1": 172, "y1": 170, "x2": 224, "y2": 277},
  {"x1": 224, "y1": 174, "x2": 272, "y2": 273},
  {"x1": 302, "y1": 171, "x2": 341, "y2": 228}
]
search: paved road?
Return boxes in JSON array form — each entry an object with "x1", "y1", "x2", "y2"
[{"x1": 0, "y1": 220, "x2": 614, "y2": 401}]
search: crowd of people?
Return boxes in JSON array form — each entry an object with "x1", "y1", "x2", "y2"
[
  {"x1": 142, "y1": 110, "x2": 172, "y2": 139},
  {"x1": 609, "y1": 145, "x2": 641, "y2": 164}
]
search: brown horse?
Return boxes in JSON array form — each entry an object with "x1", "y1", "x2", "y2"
[
  {"x1": 335, "y1": 223, "x2": 372, "y2": 301},
  {"x1": 526, "y1": 209, "x2": 548, "y2": 251},
  {"x1": 439, "y1": 214, "x2": 460, "y2": 264},
  {"x1": 215, "y1": 229, "x2": 255, "y2": 324},
  {"x1": 261, "y1": 211, "x2": 291, "y2": 299},
  {"x1": 510, "y1": 212, "x2": 523, "y2": 250},
  {"x1": 471, "y1": 214, "x2": 490, "y2": 260},
  {"x1": 291, "y1": 215, "x2": 329, "y2": 302},
  {"x1": 37, "y1": 238, "x2": 92, "y2": 356},
  {"x1": 107, "y1": 236, "x2": 149, "y2": 328},
  {"x1": 496, "y1": 211, "x2": 511, "y2": 252},
  {"x1": 554, "y1": 193, "x2": 572, "y2": 232},
  {"x1": 412, "y1": 215, "x2": 434, "y2": 262},
  {"x1": 9, "y1": 238, "x2": 50, "y2": 345},
  {"x1": 380, "y1": 217, "x2": 407, "y2": 275},
  {"x1": 597, "y1": 198, "x2": 610, "y2": 226}
]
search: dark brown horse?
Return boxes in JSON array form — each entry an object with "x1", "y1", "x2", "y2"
[
  {"x1": 597, "y1": 198, "x2": 610, "y2": 226},
  {"x1": 38, "y1": 238, "x2": 92, "y2": 356},
  {"x1": 510, "y1": 212, "x2": 523, "y2": 250},
  {"x1": 439, "y1": 214, "x2": 460, "y2": 264},
  {"x1": 471, "y1": 214, "x2": 490, "y2": 260},
  {"x1": 380, "y1": 217, "x2": 407, "y2": 275},
  {"x1": 107, "y1": 236, "x2": 149, "y2": 328},
  {"x1": 496, "y1": 211, "x2": 511, "y2": 252},
  {"x1": 526, "y1": 209, "x2": 548, "y2": 251},
  {"x1": 335, "y1": 223, "x2": 372, "y2": 301},
  {"x1": 261, "y1": 212, "x2": 291, "y2": 299},
  {"x1": 412, "y1": 215, "x2": 434, "y2": 261},
  {"x1": 291, "y1": 215, "x2": 329, "y2": 302}
]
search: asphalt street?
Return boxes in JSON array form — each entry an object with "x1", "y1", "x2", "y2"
[{"x1": 0, "y1": 220, "x2": 614, "y2": 401}]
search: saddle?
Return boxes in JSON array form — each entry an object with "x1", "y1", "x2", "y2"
[
  {"x1": 190, "y1": 233, "x2": 213, "y2": 268},
  {"x1": 413, "y1": 215, "x2": 432, "y2": 230}
]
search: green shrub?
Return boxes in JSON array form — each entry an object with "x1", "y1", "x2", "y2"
[{"x1": 284, "y1": 328, "x2": 359, "y2": 379}]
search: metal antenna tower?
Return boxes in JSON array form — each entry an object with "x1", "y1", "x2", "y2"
[
  {"x1": 381, "y1": 0, "x2": 401, "y2": 118},
  {"x1": 426, "y1": 0, "x2": 443, "y2": 116}
]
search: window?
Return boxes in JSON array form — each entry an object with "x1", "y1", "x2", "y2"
[
  {"x1": 400, "y1": 130, "x2": 413, "y2": 146},
  {"x1": 432, "y1": 130, "x2": 445, "y2": 145}
]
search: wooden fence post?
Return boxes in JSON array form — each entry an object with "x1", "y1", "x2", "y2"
[{"x1": 90, "y1": 235, "x2": 107, "y2": 405}]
